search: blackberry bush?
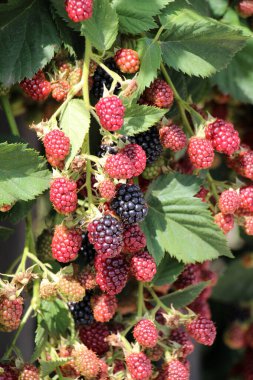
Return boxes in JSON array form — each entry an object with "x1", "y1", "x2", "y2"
[{"x1": 1, "y1": 1, "x2": 253, "y2": 379}]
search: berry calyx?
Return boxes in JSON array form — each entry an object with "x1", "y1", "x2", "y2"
[
  {"x1": 187, "y1": 137, "x2": 214, "y2": 169},
  {"x1": 130, "y1": 251, "x2": 157, "y2": 282},
  {"x1": 114, "y1": 49, "x2": 140, "y2": 74},
  {"x1": 51, "y1": 225, "x2": 82, "y2": 263},
  {"x1": 205, "y1": 119, "x2": 240, "y2": 155},
  {"x1": 87, "y1": 214, "x2": 124, "y2": 257},
  {"x1": 186, "y1": 316, "x2": 216, "y2": 346},
  {"x1": 159, "y1": 124, "x2": 187, "y2": 152},
  {"x1": 218, "y1": 189, "x2": 240, "y2": 215},
  {"x1": 214, "y1": 213, "x2": 234, "y2": 234},
  {"x1": 92, "y1": 293, "x2": 117, "y2": 323},
  {"x1": 123, "y1": 224, "x2": 146, "y2": 254},
  {"x1": 133, "y1": 319, "x2": 158, "y2": 348},
  {"x1": 20, "y1": 71, "x2": 51, "y2": 101},
  {"x1": 65, "y1": 0, "x2": 93, "y2": 22},
  {"x1": 95, "y1": 96, "x2": 125, "y2": 132},
  {"x1": 126, "y1": 353, "x2": 152, "y2": 380},
  {"x1": 50, "y1": 177, "x2": 78, "y2": 215}
]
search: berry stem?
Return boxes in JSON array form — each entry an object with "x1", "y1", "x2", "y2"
[
  {"x1": 91, "y1": 55, "x2": 123, "y2": 85},
  {"x1": 3, "y1": 304, "x2": 33, "y2": 360},
  {"x1": 0, "y1": 95, "x2": 20, "y2": 136},
  {"x1": 82, "y1": 38, "x2": 94, "y2": 207},
  {"x1": 137, "y1": 282, "x2": 144, "y2": 317},
  {"x1": 26, "y1": 252, "x2": 58, "y2": 281},
  {"x1": 206, "y1": 173, "x2": 219, "y2": 202},
  {"x1": 146, "y1": 286, "x2": 172, "y2": 314}
]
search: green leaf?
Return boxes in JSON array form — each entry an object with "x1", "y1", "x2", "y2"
[
  {"x1": 40, "y1": 299, "x2": 72, "y2": 337},
  {"x1": 141, "y1": 173, "x2": 232, "y2": 265},
  {"x1": 61, "y1": 99, "x2": 90, "y2": 168},
  {"x1": 41, "y1": 358, "x2": 71, "y2": 377},
  {"x1": 160, "y1": 3, "x2": 249, "y2": 78},
  {"x1": 207, "y1": 0, "x2": 228, "y2": 18},
  {"x1": 120, "y1": 105, "x2": 167, "y2": 136},
  {"x1": 0, "y1": 226, "x2": 13, "y2": 240},
  {"x1": 0, "y1": 0, "x2": 61, "y2": 85},
  {"x1": 31, "y1": 321, "x2": 48, "y2": 362},
  {"x1": 159, "y1": 282, "x2": 208, "y2": 308},
  {"x1": 0, "y1": 200, "x2": 34, "y2": 224},
  {"x1": 152, "y1": 256, "x2": 184, "y2": 286},
  {"x1": 212, "y1": 259, "x2": 253, "y2": 303},
  {"x1": 212, "y1": 39, "x2": 253, "y2": 104},
  {"x1": 112, "y1": 0, "x2": 174, "y2": 34},
  {"x1": 80, "y1": 0, "x2": 118, "y2": 51},
  {"x1": 135, "y1": 39, "x2": 162, "y2": 98},
  {"x1": 0, "y1": 143, "x2": 51, "y2": 207}
]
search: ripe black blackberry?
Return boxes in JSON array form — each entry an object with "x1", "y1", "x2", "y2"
[
  {"x1": 79, "y1": 232, "x2": 96, "y2": 265},
  {"x1": 92, "y1": 58, "x2": 121, "y2": 99},
  {"x1": 129, "y1": 126, "x2": 163, "y2": 164},
  {"x1": 98, "y1": 142, "x2": 118, "y2": 157},
  {"x1": 68, "y1": 293, "x2": 94, "y2": 325},
  {"x1": 111, "y1": 184, "x2": 148, "y2": 225},
  {"x1": 87, "y1": 215, "x2": 123, "y2": 257}
]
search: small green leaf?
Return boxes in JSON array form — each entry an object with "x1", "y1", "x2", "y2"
[
  {"x1": 31, "y1": 321, "x2": 48, "y2": 361},
  {"x1": 0, "y1": 0, "x2": 61, "y2": 85},
  {"x1": 61, "y1": 99, "x2": 90, "y2": 167},
  {"x1": 120, "y1": 105, "x2": 167, "y2": 136},
  {"x1": 212, "y1": 259, "x2": 253, "y2": 303},
  {"x1": 160, "y1": 3, "x2": 249, "y2": 78},
  {"x1": 0, "y1": 143, "x2": 51, "y2": 207},
  {"x1": 152, "y1": 256, "x2": 184, "y2": 286},
  {"x1": 40, "y1": 299, "x2": 71, "y2": 337},
  {"x1": 135, "y1": 39, "x2": 162, "y2": 98},
  {"x1": 81, "y1": 0, "x2": 118, "y2": 51},
  {"x1": 142, "y1": 173, "x2": 232, "y2": 265},
  {"x1": 112, "y1": 0, "x2": 174, "y2": 34},
  {"x1": 41, "y1": 358, "x2": 71, "y2": 377},
  {"x1": 207, "y1": 0, "x2": 228, "y2": 17},
  {"x1": 0, "y1": 226, "x2": 13, "y2": 240},
  {"x1": 160, "y1": 282, "x2": 208, "y2": 308}
]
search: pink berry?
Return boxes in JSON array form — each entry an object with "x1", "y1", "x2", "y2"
[
  {"x1": 50, "y1": 177, "x2": 78, "y2": 215},
  {"x1": 130, "y1": 251, "x2": 157, "y2": 282},
  {"x1": 95, "y1": 96, "x2": 125, "y2": 131},
  {"x1": 43, "y1": 129, "x2": 70, "y2": 168},
  {"x1": 159, "y1": 124, "x2": 187, "y2": 151},
  {"x1": 20, "y1": 70, "x2": 51, "y2": 101},
  {"x1": 187, "y1": 137, "x2": 214, "y2": 169},
  {"x1": 164, "y1": 359, "x2": 190, "y2": 380},
  {"x1": 126, "y1": 353, "x2": 152, "y2": 380},
  {"x1": 133, "y1": 319, "x2": 158, "y2": 348},
  {"x1": 98, "y1": 179, "x2": 116, "y2": 201},
  {"x1": 104, "y1": 153, "x2": 134, "y2": 179},
  {"x1": 65, "y1": 0, "x2": 93, "y2": 22},
  {"x1": 114, "y1": 49, "x2": 140, "y2": 74},
  {"x1": 239, "y1": 186, "x2": 253, "y2": 213},
  {"x1": 123, "y1": 224, "x2": 146, "y2": 254},
  {"x1": 186, "y1": 316, "x2": 216, "y2": 346},
  {"x1": 205, "y1": 118, "x2": 240, "y2": 155},
  {"x1": 214, "y1": 213, "x2": 234, "y2": 234},
  {"x1": 143, "y1": 79, "x2": 174, "y2": 109},
  {"x1": 218, "y1": 189, "x2": 240, "y2": 214},
  {"x1": 121, "y1": 144, "x2": 147, "y2": 177},
  {"x1": 51, "y1": 225, "x2": 82, "y2": 263}
]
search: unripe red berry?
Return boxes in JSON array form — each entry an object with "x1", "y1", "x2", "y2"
[
  {"x1": 159, "y1": 124, "x2": 187, "y2": 151},
  {"x1": 51, "y1": 225, "x2": 82, "y2": 263},
  {"x1": 169, "y1": 329, "x2": 194, "y2": 357},
  {"x1": 218, "y1": 189, "x2": 240, "y2": 215},
  {"x1": 65, "y1": 0, "x2": 93, "y2": 22},
  {"x1": 205, "y1": 118, "x2": 240, "y2": 155},
  {"x1": 123, "y1": 224, "x2": 146, "y2": 254},
  {"x1": 114, "y1": 49, "x2": 140, "y2": 74},
  {"x1": 92, "y1": 293, "x2": 117, "y2": 323},
  {"x1": 79, "y1": 323, "x2": 110, "y2": 356},
  {"x1": 130, "y1": 251, "x2": 157, "y2": 282},
  {"x1": 51, "y1": 80, "x2": 70, "y2": 102},
  {"x1": 186, "y1": 316, "x2": 216, "y2": 346},
  {"x1": 95, "y1": 96, "x2": 125, "y2": 132},
  {"x1": 237, "y1": 0, "x2": 253, "y2": 17},
  {"x1": 20, "y1": 70, "x2": 51, "y2": 101},
  {"x1": 214, "y1": 213, "x2": 234, "y2": 234},
  {"x1": 244, "y1": 216, "x2": 253, "y2": 235},
  {"x1": 105, "y1": 153, "x2": 134, "y2": 179},
  {"x1": 143, "y1": 79, "x2": 174, "y2": 109},
  {"x1": 98, "y1": 179, "x2": 116, "y2": 201},
  {"x1": 224, "y1": 322, "x2": 246, "y2": 349},
  {"x1": 164, "y1": 359, "x2": 190, "y2": 380},
  {"x1": 73, "y1": 344, "x2": 100, "y2": 378},
  {"x1": 240, "y1": 186, "x2": 253, "y2": 213},
  {"x1": 0, "y1": 296, "x2": 23, "y2": 332},
  {"x1": 43, "y1": 129, "x2": 70, "y2": 168},
  {"x1": 187, "y1": 137, "x2": 214, "y2": 169},
  {"x1": 50, "y1": 177, "x2": 78, "y2": 214},
  {"x1": 121, "y1": 144, "x2": 147, "y2": 177},
  {"x1": 133, "y1": 319, "x2": 158, "y2": 348},
  {"x1": 19, "y1": 364, "x2": 39, "y2": 380},
  {"x1": 126, "y1": 353, "x2": 152, "y2": 380}
]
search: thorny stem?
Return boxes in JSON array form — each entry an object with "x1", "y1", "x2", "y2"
[
  {"x1": 0, "y1": 95, "x2": 20, "y2": 136},
  {"x1": 82, "y1": 38, "x2": 94, "y2": 207},
  {"x1": 3, "y1": 304, "x2": 33, "y2": 360},
  {"x1": 161, "y1": 63, "x2": 220, "y2": 202}
]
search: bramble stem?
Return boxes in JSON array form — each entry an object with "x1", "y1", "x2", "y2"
[
  {"x1": 0, "y1": 95, "x2": 20, "y2": 136},
  {"x1": 3, "y1": 304, "x2": 33, "y2": 360},
  {"x1": 137, "y1": 282, "x2": 144, "y2": 317},
  {"x1": 146, "y1": 286, "x2": 171, "y2": 314}
]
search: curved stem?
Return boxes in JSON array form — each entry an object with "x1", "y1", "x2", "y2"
[
  {"x1": 82, "y1": 39, "x2": 94, "y2": 207},
  {"x1": 3, "y1": 304, "x2": 33, "y2": 360},
  {"x1": 91, "y1": 55, "x2": 123, "y2": 85},
  {"x1": 0, "y1": 95, "x2": 20, "y2": 136},
  {"x1": 146, "y1": 286, "x2": 172, "y2": 314}
]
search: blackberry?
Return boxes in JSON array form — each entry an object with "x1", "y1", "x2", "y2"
[
  {"x1": 68, "y1": 293, "x2": 94, "y2": 325},
  {"x1": 92, "y1": 58, "x2": 121, "y2": 99},
  {"x1": 87, "y1": 215, "x2": 124, "y2": 257},
  {"x1": 129, "y1": 126, "x2": 163, "y2": 164},
  {"x1": 111, "y1": 184, "x2": 148, "y2": 225},
  {"x1": 98, "y1": 142, "x2": 118, "y2": 157},
  {"x1": 79, "y1": 232, "x2": 96, "y2": 265}
]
